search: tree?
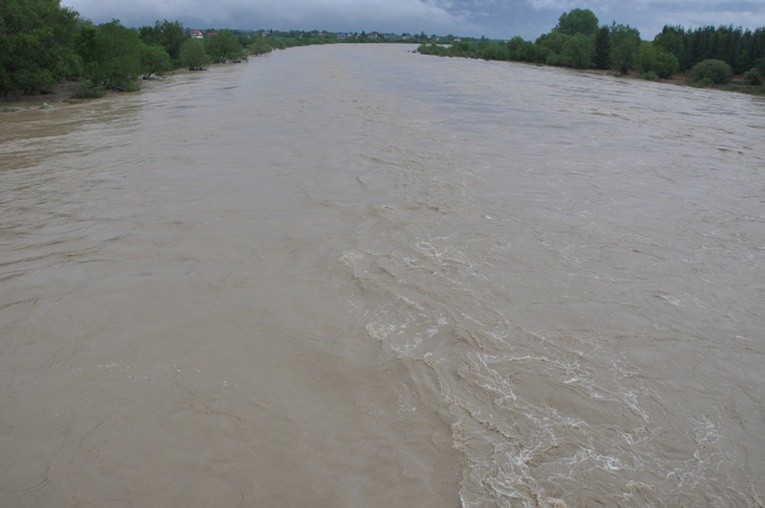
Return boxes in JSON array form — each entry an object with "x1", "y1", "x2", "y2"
[
  {"x1": 554, "y1": 8, "x2": 599, "y2": 36},
  {"x1": 609, "y1": 23, "x2": 641, "y2": 50},
  {"x1": 654, "y1": 27, "x2": 687, "y2": 69},
  {"x1": 593, "y1": 26, "x2": 611, "y2": 69},
  {"x1": 635, "y1": 42, "x2": 679, "y2": 78},
  {"x1": 246, "y1": 35, "x2": 272, "y2": 56},
  {"x1": 561, "y1": 34, "x2": 594, "y2": 68},
  {"x1": 507, "y1": 36, "x2": 536, "y2": 62},
  {"x1": 205, "y1": 30, "x2": 246, "y2": 63},
  {"x1": 535, "y1": 31, "x2": 570, "y2": 56},
  {"x1": 140, "y1": 44, "x2": 173, "y2": 78},
  {"x1": 612, "y1": 37, "x2": 639, "y2": 74},
  {"x1": 179, "y1": 39, "x2": 209, "y2": 70},
  {"x1": 0, "y1": 0, "x2": 80, "y2": 96},
  {"x1": 139, "y1": 19, "x2": 186, "y2": 61},
  {"x1": 77, "y1": 20, "x2": 143, "y2": 91}
]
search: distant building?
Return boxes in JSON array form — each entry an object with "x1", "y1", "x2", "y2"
[{"x1": 189, "y1": 30, "x2": 204, "y2": 39}]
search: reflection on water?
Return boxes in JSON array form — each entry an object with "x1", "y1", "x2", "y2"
[{"x1": 1, "y1": 45, "x2": 764, "y2": 507}]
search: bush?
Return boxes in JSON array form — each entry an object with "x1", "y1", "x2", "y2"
[
  {"x1": 653, "y1": 51, "x2": 680, "y2": 78},
  {"x1": 689, "y1": 59, "x2": 733, "y2": 84},
  {"x1": 744, "y1": 58, "x2": 764, "y2": 85},
  {"x1": 744, "y1": 68, "x2": 761, "y2": 85},
  {"x1": 71, "y1": 81, "x2": 105, "y2": 98}
]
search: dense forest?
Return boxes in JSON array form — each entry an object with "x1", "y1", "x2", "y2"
[{"x1": 418, "y1": 8, "x2": 765, "y2": 90}]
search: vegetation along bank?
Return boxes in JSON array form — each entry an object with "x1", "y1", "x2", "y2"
[
  {"x1": 3, "y1": 1, "x2": 764, "y2": 103},
  {"x1": 418, "y1": 8, "x2": 765, "y2": 95}
]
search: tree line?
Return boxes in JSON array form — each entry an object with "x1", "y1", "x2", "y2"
[
  {"x1": 5, "y1": 1, "x2": 765, "y2": 98},
  {"x1": 0, "y1": 0, "x2": 279, "y2": 98},
  {"x1": 418, "y1": 8, "x2": 765, "y2": 89},
  {"x1": 1, "y1": 0, "x2": 464, "y2": 99}
]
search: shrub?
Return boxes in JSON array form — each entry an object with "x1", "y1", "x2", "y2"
[
  {"x1": 653, "y1": 51, "x2": 680, "y2": 78},
  {"x1": 71, "y1": 81, "x2": 105, "y2": 98},
  {"x1": 744, "y1": 68, "x2": 761, "y2": 85},
  {"x1": 689, "y1": 59, "x2": 733, "y2": 84},
  {"x1": 744, "y1": 58, "x2": 764, "y2": 85}
]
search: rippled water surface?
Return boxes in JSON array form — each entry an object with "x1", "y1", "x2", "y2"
[{"x1": 1, "y1": 44, "x2": 764, "y2": 507}]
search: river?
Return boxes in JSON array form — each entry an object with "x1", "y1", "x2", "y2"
[{"x1": 1, "y1": 44, "x2": 764, "y2": 507}]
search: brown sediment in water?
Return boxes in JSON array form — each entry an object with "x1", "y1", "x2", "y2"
[{"x1": 1, "y1": 44, "x2": 763, "y2": 507}]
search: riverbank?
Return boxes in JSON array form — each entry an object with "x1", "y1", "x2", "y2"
[
  {"x1": 0, "y1": 65, "x2": 234, "y2": 113},
  {"x1": 596, "y1": 68, "x2": 765, "y2": 96}
]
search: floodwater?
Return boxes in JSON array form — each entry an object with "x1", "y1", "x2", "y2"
[{"x1": 1, "y1": 44, "x2": 764, "y2": 507}]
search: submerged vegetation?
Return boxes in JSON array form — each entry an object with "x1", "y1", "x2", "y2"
[{"x1": 418, "y1": 8, "x2": 765, "y2": 94}]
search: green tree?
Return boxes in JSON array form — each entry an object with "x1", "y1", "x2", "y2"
[
  {"x1": 609, "y1": 22, "x2": 642, "y2": 74},
  {"x1": 635, "y1": 42, "x2": 679, "y2": 78},
  {"x1": 593, "y1": 26, "x2": 611, "y2": 69},
  {"x1": 246, "y1": 35, "x2": 272, "y2": 56},
  {"x1": 0, "y1": 0, "x2": 80, "y2": 96},
  {"x1": 561, "y1": 33, "x2": 594, "y2": 68},
  {"x1": 609, "y1": 23, "x2": 641, "y2": 50},
  {"x1": 140, "y1": 44, "x2": 173, "y2": 78},
  {"x1": 507, "y1": 36, "x2": 537, "y2": 62},
  {"x1": 554, "y1": 8, "x2": 599, "y2": 36},
  {"x1": 179, "y1": 39, "x2": 209, "y2": 70},
  {"x1": 77, "y1": 19, "x2": 141, "y2": 92},
  {"x1": 611, "y1": 37, "x2": 639, "y2": 74},
  {"x1": 77, "y1": 20, "x2": 143, "y2": 91},
  {"x1": 535, "y1": 31, "x2": 568, "y2": 53},
  {"x1": 205, "y1": 30, "x2": 246, "y2": 63},
  {"x1": 138, "y1": 19, "x2": 186, "y2": 61},
  {"x1": 654, "y1": 27, "x2": 687, "y2": 69}
]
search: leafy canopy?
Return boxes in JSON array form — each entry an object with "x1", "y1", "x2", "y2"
[
  {"x1": 554, "y1": 9, "x2": 599, "y2": 36},
  {"x1": 179, "y1": 39, "x2": 209, "y2": 70},
  {"x1": 0, "y1": 0, "x2": 79, "y2": 96}
]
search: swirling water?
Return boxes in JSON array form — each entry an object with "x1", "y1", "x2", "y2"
[{"x1": 1, "y1": 44, "x2": 764, "y2": 507}]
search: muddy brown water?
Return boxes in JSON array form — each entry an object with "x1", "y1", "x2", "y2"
[{"x1": 1, "y1": 44, "x2": 764, "y2": 507}]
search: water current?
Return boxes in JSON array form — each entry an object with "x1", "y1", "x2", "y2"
[{"x1": 1, "y1": 44, "x2": 764, "y2": 507}]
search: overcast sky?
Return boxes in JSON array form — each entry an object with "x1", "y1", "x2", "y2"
[{"x1": 60, "y1": 0, "x2": 765, "y2": 40}]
